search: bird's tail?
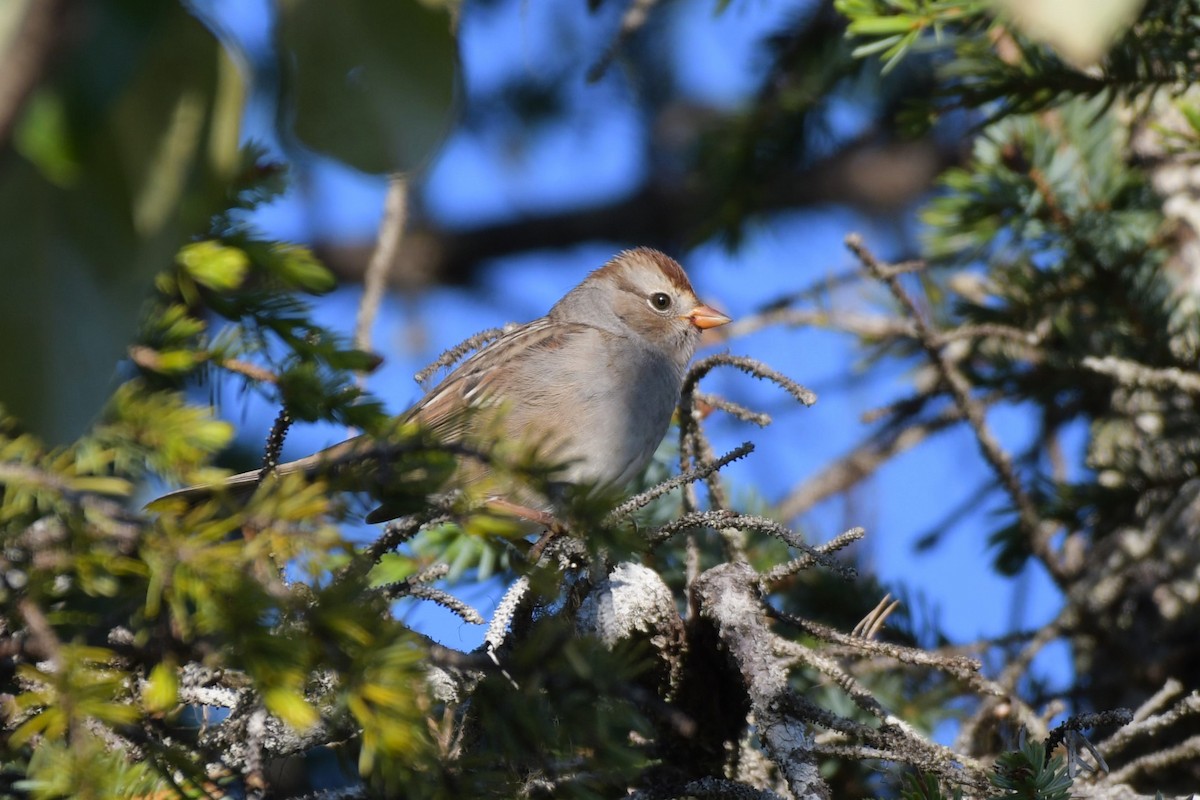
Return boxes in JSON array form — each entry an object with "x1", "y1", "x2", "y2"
[{"x1": 146, "y1": 436, "x2": 373, "y2": 509}]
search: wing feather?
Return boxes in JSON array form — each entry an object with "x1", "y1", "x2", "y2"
[{"x1": 407, "y1": 317, "x2": 588, "y2": 442}]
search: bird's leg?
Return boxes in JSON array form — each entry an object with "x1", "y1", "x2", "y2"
[
  {"x1": 484, "y1": 498, "x2": 568, "y2": 563},
  {"x1": 484, "y1": 497, "x2": 563, "y2": 530}
]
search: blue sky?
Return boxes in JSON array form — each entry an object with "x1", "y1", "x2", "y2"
[{"x1": 195, "y1": 0, "x2": 1071, "y2": 694}]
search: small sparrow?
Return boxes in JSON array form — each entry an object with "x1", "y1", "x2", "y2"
[{"x1": 160, "y1": 248, "x2": 730, "y2": 523}]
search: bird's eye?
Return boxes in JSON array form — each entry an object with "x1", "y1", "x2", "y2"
[{"x1": 649, "y1": 292, "x2": 672, "y2": 311}]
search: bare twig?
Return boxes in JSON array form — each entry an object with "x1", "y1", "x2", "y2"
[
  {"x1": 846, "y1": 234, "x2": 1066, "y2": 586},
  {"x1": 713, "y1": 307, "x2": 916, "y2": 343},
  {"x1": 777, "y1": 403, "x2": 967, "y2": 521},
  {"x1": 395, "y1": 583, "x2": 484, "y2": 625},
  {"x1": 850, "y1": 594, "x2": 900, "y2": 641},
  {"x1": 16, "y1": 596, "x2": 62, "y2": 669},
  {"x1": 647, "y1": 508, "x2": 738, "y2": 543},
  {"x1": 694, "y1": 392, "x2": 771, "y2": 427},
  {"x1": 760, "y1": 526, "x2": 865, "y2": 587},
  {"x1": 953, "y1": 607, "x2": 1071, "y2": 752},
  {"x1": 213, "y1": 356, "x2": 280, "y2": 384},
  {"x1": 414, "y1": 326, "x2": 512, "y2": 388},
  {"x1": 356, "y1": 513, "x2": 451, "y2": 573},
  {"x1": 1130, "y1": 678, "x2": 1186, "y2": 723},
  {"x1": 128, "y1": 346, "x2": 280, "y2": 384},
  {"x1": 354, "y1": 175, "x2": 407, "y2": 357},
  {"x1": 683, "y1": 354, "x2": 818, "y2": 408},
  {"x1": 484, "y1": 575, "x2": 531, "y2": 654},
  {"x1": 1097, "y1": 687, "x2": 1200, "y2": 759},
  {"x1": 936, "y1": 320, "x2": 1051, "y2": 348},
  {"x1": 606, "y1": 442, "x2": 755, "y2": 522},
  {"x1": 771, "y1": 609, "x2": 981, "y2": 682},
  {"x1": 1081, "y1": 355, "x2": 1200, "y2": 394},
  {"x1": 259, "y1": 408, "x2": 292, "y2": 479},
  {"x1": 1106, "y1": 734, "x2": 1200, "y2": 785},
  {"x1": 586, "y1": 0, "x2": 661, "y2": 82}
]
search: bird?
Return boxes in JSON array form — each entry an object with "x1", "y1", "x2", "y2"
[{"x1": 155, "y1": 247, "x2": 730, "y2": 524}]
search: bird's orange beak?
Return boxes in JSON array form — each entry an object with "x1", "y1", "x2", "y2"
[{"x1": 686, "y1": 303, "x2": 732, "y2": 330}]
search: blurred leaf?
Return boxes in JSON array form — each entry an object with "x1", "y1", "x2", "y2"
[
  {"x1": 13, "y1": 91, "x2": 80, "y2": 186},
  {"x1": 0, "y1": 1, "x2": 245, "y2": 443},
  {"x1": 993, "y1": 0, "x2": 1147, "y2": 66},
  {"x1": 144, "y1": 660, "x2": 180, "y2": 713},
  {"x1": 264, "y1": 686, "x2": 321, "y2": 730},
  {"x1": 67, "y1": 475, "x2": 133, "y2": 496},
  {"x1": 275, "y1": 0, "x2": 457, "y2": 174},
  {"x1": 247, "y1": 240, "x2": 337, "y2": 292},
  {"x1": 177, "y1": 240, "x2": 250, "y2": 290}
]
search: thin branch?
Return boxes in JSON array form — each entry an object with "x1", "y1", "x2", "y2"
[
  {"x1": 351, "y1": 512, "x2": 452, "y2": 576},
  {"x1": 776, "y1": 636, "x2": 908, "y2": 727},
  {"x1": 1130, "y1": 677, "x2": 1185, "y2": 723},
  {"x1": 606, "y1": 442, "x2": 755, "y2": 522},
  {"x1": 733, "y1": 513, "x2": 858, "y2": 580},
  {"x1": 1106, "y1": 734, "x2": 1200, "y2": 786},
  {"x1": 770, "y1": 609, "x2": 981, "y2": 682},
  {"x1": 936, "y1": 320, "x2": 1051, "y2": 348},
  {"x1": 683, "y1": 354, "x2": 818, "y2": 408},
  {"x1": 1097, "y1": 687, "x2": 1200, "y2": 759},
  {"x1": 760, "y1": 526, "x2": 865, "y2": 587},
  {"x1": 694, "y1": 392, "x2": 771, "y2": 427},
  {"x1": 16, "y1": 596, "x2": 62, "y2": 669},
  {"x1": 777, "y1": 403, "x2": 966, "y2": 521},
  {"x1": 846, "y1": 234, "x2": 1067, "y2": 586},
  {"x1": 850, "y1": 593, "x2": 900, "y2": 641},
  {"x1": 354, "y1": 175, "x2": 407, "y2": 357},
  {"x1": 484, "y1": 575, "x2": 531, "y2": 654},
  {"x1": 396, "y1": 583, "x2": 484, "y2": 625},
  {"x1": 213, "y1": 356, "x2": 280, "y2": 384},
  {"x1": 1081, "y1": 354, "x2": 1200, "y2": 394},
  {"x1": 414, "y1": 326, "x2": 512, "y2": 388},
  {"x1": 128, "y1": 346, "x2": 280, "y2": 383},
  {"x1": 586, "y1": 0, "x2": 662, "y2": 82},
  {"x1": 259, "y1": 408, "x2": 292, "y2": 479},
  {"x1": 712, "y1": 307, "x2": 916, "y2": 343},
  {"x1": 953, "y1": 607, "x2": 1071, "y2": 752},
  {"x1": 649, "y1": 509, "x2": 734, "y2": 543}
]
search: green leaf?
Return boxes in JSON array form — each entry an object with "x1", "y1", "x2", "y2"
[
  {"x1": 326, "y1": 347, "x2": 385, "y2": 373},
  {"x1": 264, "y1": 686, "x2": 321, "y2": 731},
  {"x1": 1178, "y1": 100, "x2": 1200, "y2": 136},
  {"x1": 144, "y1": 660, "x2": 180, "y2": 713},
  {"x1": 68, "y1": 476, "x2": 133, "y2": 496},
  {"x1": 275, "y1": 0, "x2": 457, "y2": 174},
  {"x1": 177, "y1": 240, "x2": 251, "y2": 290},
  {"x1": 0, "y1": 4, "x2": 246, "y2": 443},
  {"x1": 846, "y1": 14, "x2": 918, "y2": 34},
  {"x1": 265, "y1": 243, "x2": 337, "y2": 293}
]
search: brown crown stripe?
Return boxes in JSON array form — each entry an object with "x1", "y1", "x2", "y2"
[{"x1": 595, "y1": 247, "x2": 695, "y2": 295}]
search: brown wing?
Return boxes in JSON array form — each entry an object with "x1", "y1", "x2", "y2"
[
  {"x1": 152, "y1": 317, "x2": 588, "y2": 513},
  {"x1": 406, "y1": 316, "x2": 587, "y2": 442}
]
